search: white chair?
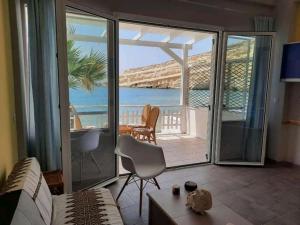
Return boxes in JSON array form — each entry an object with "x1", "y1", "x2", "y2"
[
  {"x1": 115, "y1": 135, "x2": 166, "y2": 215},
  {"x1": 71, "y1": 130, "x2": 102, "y2": 182}
]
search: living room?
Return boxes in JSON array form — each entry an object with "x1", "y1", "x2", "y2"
[{"x1": 0, "y1": 0, "x2": 300, "y2": 225}]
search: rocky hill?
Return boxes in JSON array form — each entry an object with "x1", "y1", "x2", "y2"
[{"x1": 119, "y1": 40, "x2": 254, "y2": 89}]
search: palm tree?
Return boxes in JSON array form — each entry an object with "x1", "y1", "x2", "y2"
[{"x1": 67, "y1": 27, "x2": 107, "y2": 91}]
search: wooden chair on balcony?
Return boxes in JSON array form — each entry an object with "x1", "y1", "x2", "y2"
[
  {"x1": 119, "y1": 104, "x2": 151, "y2": 135},
  {"x1": 132, "y1": 106, "x2": 160, "y2": 144},
  {"x1": 70, "y1": 105, "x2": 83, "y2": 130},
  {"x1": 70, "y1": 105, "x2": 96, "y2": 130},
  {"x1": 130, "y1": 104, "x2": 151, "y2": 128}
]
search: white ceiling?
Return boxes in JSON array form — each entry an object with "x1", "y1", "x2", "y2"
[
  {"x1": 183, "y1": 0, "x2": 276, "y2": 6},
  {"x1": 235, "y1": 0, "x2": 276, "y2": 6}
]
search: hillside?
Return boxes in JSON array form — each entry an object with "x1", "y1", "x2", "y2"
[{"x1": 119, "y1": 40, "x2": 254, "y2": 89}]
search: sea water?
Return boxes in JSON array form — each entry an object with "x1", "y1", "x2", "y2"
[{"x1": 69, "y1": 87, "x2": 182, "y2": 112}]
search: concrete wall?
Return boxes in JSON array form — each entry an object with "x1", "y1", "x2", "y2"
[{"x1": 0, "y1": 0, "x2": 18, "y2": 185}]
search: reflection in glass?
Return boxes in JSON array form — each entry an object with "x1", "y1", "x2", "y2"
[
  {"x1": 66, "y1": 9, "x2": 116, "y2": 191},
  {"x1": 66, "y1": 12, "x2": 109, "y2": 130},
  {"x1": 220, "y1": 35, "x2": 272, "y2": 163}
]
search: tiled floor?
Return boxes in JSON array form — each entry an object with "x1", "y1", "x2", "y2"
[
  {"x1": 119, "y1": 134, "x2": 208, "y2": 174},
  {"x1": 107, "y1": 163, "x2": 300, "y2": 225}
]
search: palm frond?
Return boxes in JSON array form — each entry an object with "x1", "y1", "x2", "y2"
[{"x1": 67, "y1": 26, "x2": 107, "y2": 91}]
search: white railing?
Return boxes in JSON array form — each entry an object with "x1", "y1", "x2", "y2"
[
  {"x1": 119, "y1": 105, "x2": 183, "y2": 133},
  {"x1": 70, "y1": 105, "x2": 183, "y2": 133}
]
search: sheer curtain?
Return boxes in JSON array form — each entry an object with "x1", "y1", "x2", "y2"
[
  {"x1": 244, "y1": 16, "x2": 274, "y2": 161},
  {"x1": 26, "y1": 0, "x2": 61, "y2": 171}
]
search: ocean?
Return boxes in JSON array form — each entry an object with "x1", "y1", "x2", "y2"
[
  {"x1": 69, "y1": 87, "x2": 244, "y2": 128},
  {"x1": 70, "y1": 87, "x2": 183, "y2": 112},
  {"x1": 69, "y1": 87, "x2": 186, "y2": 127}
]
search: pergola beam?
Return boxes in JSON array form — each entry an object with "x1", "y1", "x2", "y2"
[
  {"x1": 68, "y1": 34, "x2": 106, "y2": 43},
  {"x1": 100, "y1": 30, "x2": 107, "y2": 37},
  {"x1": 161, "y1": 47, "x2": 183, "y2": 65},
  {"x1": 66, "y1": 13, "x2": 106, "y2": 27},
  {"x1": 120, "y1": 39, "x2": 192, "y2": 49},
  {"x1": 68, "y1": 34, "x2": 193, "y2": 49},
  {"x1": 132, "y1": 31, "x2": 143, "y2": 40},
  {"x1": 161, "y1": 32, "x2": 176, "y2": 43}
]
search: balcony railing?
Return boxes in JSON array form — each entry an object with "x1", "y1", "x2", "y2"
[
  {"x1": 70, "y1": 105, "x2": 183, "y2": 133},
  {"x1": 70, "y1": 101, "x2": 248, "y2": 133}
]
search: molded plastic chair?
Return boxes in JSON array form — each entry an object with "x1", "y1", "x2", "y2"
[
  {"x1": 71, "y1": 130, "x2": 102, "y2": 182},
  {"x1": 115, "y1": 135, "x2": 166, "y2": 215}
]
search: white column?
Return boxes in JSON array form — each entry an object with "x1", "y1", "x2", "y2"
[{"x1": 180, "y1": 45, "x2": 189, "y2": 134}]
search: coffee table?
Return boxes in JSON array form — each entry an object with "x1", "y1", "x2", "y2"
[{"x1": 147, "y1": 188, "x2": 253, "y2": 225}]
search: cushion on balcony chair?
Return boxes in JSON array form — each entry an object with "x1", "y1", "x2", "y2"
[{"x1": 51, "y1": 188, "x2": 123, "y2": 225}]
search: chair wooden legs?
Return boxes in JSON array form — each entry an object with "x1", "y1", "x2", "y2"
[
  {"x1": 153, "y1": 177, "x2": 160, "y2": 189},
  {"x1": 152, "y1": 132, "x2": 157, "y2": 145},
  {"x1": 139, "y1": 179, "x2": 143, "y2": 216},
  {"x1": 134, "y1": 132, "x2": 157, "y2": 145},
  {"x1": 116, "y1": 174, "x2": 132, "y2": 201}
]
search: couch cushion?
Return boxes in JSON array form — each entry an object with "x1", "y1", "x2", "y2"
[
  {"x1": 1, "y1": 158, "x2": 52, "y2": 225},
  {"x1": 52, "y1": 188, "x2": 123, "y2": 225},
  {"x1": 10, "y1": 190, "x2": 47, "y2": 225}
]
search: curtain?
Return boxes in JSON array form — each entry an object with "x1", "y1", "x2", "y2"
[
  {"x1": 244, "y1": 16, "x2": 274, "y2": 161},
  {"x1": 26, "y1": 0, "x2": 61, "y2": 171}
]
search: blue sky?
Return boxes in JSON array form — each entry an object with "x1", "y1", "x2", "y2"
[
  {"x1": 67, "y1": 20, "x2": 214, "y2": 74},
  {"x1": 119, "y1": 36, "x2": 213, "y2": 73}
]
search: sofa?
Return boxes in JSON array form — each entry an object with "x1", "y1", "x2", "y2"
[{"x1": 0, "y1": 157, "x2": 123, "y2": 225}]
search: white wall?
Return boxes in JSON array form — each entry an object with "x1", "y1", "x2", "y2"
[
  {"x1": 267, "y1": 0, "x2": 297, "y2": 163},
  {"x1": 285, "y1": 125, "x2": 300, "y2": 165},
  {"x1": 281, "y1": 83, "x2": 300, "y2": 165},
  {"x1": 187, "y1": 107, "x2": 244, "y2": 140},
  {"x1": 187, "y1": 107, "x2": 209, "y2": 139}
]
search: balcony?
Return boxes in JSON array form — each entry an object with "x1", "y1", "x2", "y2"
[
  {"x1": 70, "y1": 104, "x2": 210, "y2": 173},
  {"x1": 70, "y1": 105, "x2": 185, "y2": 133}
]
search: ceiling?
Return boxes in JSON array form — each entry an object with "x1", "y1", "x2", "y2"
[
  {"x1": 181, "y1": 0, "x2": 277, "y2": 6},
  {"x1": 234, "y1": 0, "x2": 276, "y2": 6}
]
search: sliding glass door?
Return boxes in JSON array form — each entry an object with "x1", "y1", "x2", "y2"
[
  {"x1": 216, "y1": 32, "x2": 273, "y2": 165},
  {"x1": 62, "y1": 7, "x2": 117, "y2": 191}
]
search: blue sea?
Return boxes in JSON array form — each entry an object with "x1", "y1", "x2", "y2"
[
  {"x1": 70, "y1": 87, "x2": 188, "y2": 127},
  {"x1": 69, "y1": 87, "x2": 245, "y2": 127},
  {"x1": 69, "y1": 87, "x2": 183, "y2": 112}
]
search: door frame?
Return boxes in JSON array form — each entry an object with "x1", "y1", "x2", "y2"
[
  {"x1": 56, "y1": 0, "x2": 120, "y2": 192},
  {"x1": 117, "y1": 17, "x2": 221, "y2": 169},
  {"x1": 214, "y1": 31, "x2": 275, "y2": 166}
]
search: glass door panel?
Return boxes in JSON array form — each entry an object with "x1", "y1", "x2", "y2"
[
  {"x1": 216, "y1": 33, "x2": 273, "y2": 165},
  {"x1": 66, "y1": 8, "x2": 117, "y2": 190},
  {"x1": 118, "y1": 21, "x2": 217, "y2": 171}
]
